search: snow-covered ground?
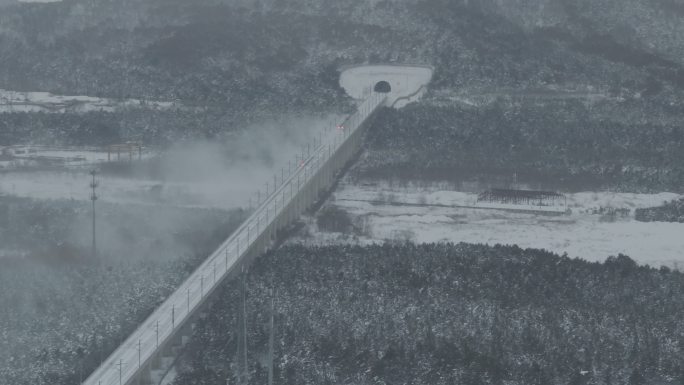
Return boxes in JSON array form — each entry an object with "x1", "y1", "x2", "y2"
[
  {"x1": 295, "y1": 182, "x2": 684, "y2": 269},
  {"x1": 339, "y1": 65, "x2": 433, "y2": 108},
  {"x1": 0, "y1": 89, "x2": 180, "y2": 113}
]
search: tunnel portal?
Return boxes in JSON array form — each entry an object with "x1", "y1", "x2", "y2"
[{"x1": 374, "y1": 80, "x2": 392, "y2": 93}]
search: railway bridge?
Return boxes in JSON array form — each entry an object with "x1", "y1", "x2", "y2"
[{"x1": 83, "y1": 92, "x2": 388, "y2": 385}]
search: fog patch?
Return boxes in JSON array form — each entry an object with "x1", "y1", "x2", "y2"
[{"x1": 145, "y1": 114, "x2": 340, "y2": 209}]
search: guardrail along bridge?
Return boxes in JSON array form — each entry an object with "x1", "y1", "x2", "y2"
[{"x1": 83, "y1": 92, "x2": 388, "y2": 385}]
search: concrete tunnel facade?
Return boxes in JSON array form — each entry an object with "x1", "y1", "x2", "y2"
[{"x1": 339, "y1": 64, "x2": 433, "y2": 108}]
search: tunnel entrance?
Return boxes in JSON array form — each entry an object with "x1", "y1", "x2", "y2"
[{"x1": 374, "y1": 80, "x2": 391, "y2": 93}]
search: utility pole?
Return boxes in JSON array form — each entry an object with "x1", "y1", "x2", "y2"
[
  {"x1": 242, "y1": 269, "x2": 248, "y2": 385},
  {"x1": 236, "y1": 266, "x2": 249, "y2": 385},
  {"x1": 89, "y1": 169, "x2": 99, "y2": 259},
  {"x1": 242, "y1": 272, "x2": 249, "y2": 385},
  {"x1": 268, "y1": 288, "x2": 275, "y2": 385},
  {"x1": 117, "y1": 359, "x2": 124, "y2": 385}
]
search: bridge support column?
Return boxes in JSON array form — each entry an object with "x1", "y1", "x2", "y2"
[
  {"x1": 179, "y1": 322, "x2": 193, "y2": 347},
  {"x1": 150, "y1": 350, "x2": 161, "y2": 370},
  {"x1": 287, "y1": 201, "x2": 295, "y2": 227},
  {"x1": 270, "y1": 222, "x2": 276, "y2": 242},
  {"x1": 258, "y1": 232, "x2": 267, "y2": 255},
  {"x1": 136, "y1": 363, "x2": 153, "y2": 385}
]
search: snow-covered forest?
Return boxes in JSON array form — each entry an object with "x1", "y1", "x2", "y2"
[
  {"x1": 174, "y1": 243, "x2": 684, "y2": 385},
  {"x1": 359, "y1": 101, "x2": 684, "y2": 192}
]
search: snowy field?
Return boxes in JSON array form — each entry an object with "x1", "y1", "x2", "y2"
[
  {"x1": 296, "y1": 181, "x2": 684, "y2": 269},
  {"x1": 0, "y1": 89, "x2": 180, "y2": 113}
]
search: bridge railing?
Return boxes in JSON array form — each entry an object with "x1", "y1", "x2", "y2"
[{"x1": 83, "y1": 92, "x2": 386, "y2": 385}]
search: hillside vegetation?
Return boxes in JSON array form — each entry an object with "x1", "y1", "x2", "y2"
[
  {"x1": 360, "y1": 100, "x2": 684, "y2": 192},
  {"x1": 1, "y1": 0, "x2": 684, "y2": 146},
  {"x1": 174, "y1": 243, "x2": 684, "y2": 385}
]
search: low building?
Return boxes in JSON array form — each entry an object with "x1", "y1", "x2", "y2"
[{"x1": 477, "y1": 189, "x2": 566, "y2": 207}]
